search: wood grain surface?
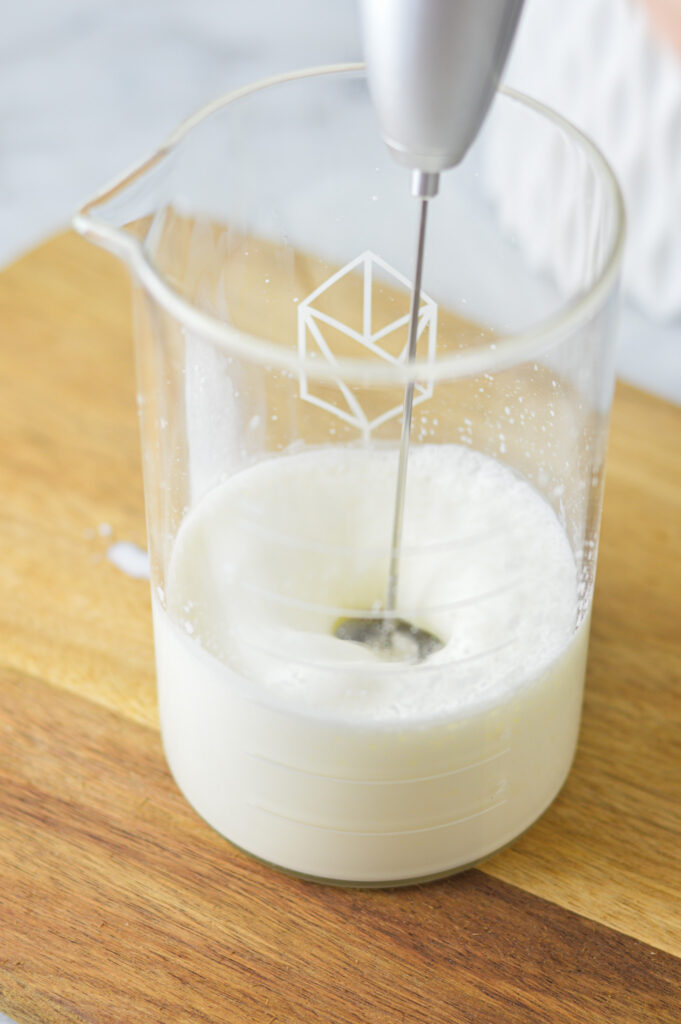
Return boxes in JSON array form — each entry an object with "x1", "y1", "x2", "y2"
[
  {"x1": 1, "y1": 233, "x2": 680, "y2": 1023},
  {"x1": 2, "y1": 665, "x2": 680, "y2": 1024}
]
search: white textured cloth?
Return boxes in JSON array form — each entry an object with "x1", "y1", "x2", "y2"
[{"x1": 505, "y1": 0, "x2": 681, "y2": 320}]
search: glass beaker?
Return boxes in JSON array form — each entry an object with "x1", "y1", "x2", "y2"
[{"x1": 75, "y1": 64, "x2": 624, "y2": 886}]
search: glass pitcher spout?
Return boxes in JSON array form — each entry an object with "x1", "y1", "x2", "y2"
[
  {"x1": 73, "y1": 64, "x2": 363, "y2": 264},
  {"x1": 74, "y1": 148, "x2": 171, "y2": 263}
]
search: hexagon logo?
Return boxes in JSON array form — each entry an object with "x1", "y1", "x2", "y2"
[{"x1": 297, "y1": 251, "x2": 437, "y2": 439}]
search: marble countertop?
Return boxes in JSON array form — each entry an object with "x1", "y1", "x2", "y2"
[
  {"x1": 0, "y1": 0, "x2": 359, "y2": 265},
  {"x1": 2, "y1": 0, "x2": 679, "y2": 404}
]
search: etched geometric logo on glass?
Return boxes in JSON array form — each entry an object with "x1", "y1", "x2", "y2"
[{"x1": 298, "y1": 251, "x2": 438, "y2": 439}]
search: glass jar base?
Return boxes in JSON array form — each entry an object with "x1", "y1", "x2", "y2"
[{"x1": 202, "y1": 815, "x2": 545, "y2": 889}]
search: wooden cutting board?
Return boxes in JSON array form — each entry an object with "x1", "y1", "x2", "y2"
[{"x1": 1, "y1": 233, "x2": 680, "y2": 1024}]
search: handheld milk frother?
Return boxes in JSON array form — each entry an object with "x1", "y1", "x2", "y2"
[{"x1": 335, "y1": 0, "x2": 525, "y2": 660}]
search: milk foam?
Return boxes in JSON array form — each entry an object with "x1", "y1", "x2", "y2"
[{"x1": 165, "y1": 445, "x2": 578, "y2": 721}]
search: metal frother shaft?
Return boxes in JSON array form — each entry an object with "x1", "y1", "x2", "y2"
[{"x1": 385, "y1": 192, "x2": 430, "y2": 614}]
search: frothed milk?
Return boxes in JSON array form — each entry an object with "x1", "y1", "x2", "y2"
[{"x1": 153, "y1": 444, "x2": 589, "y2": 883}]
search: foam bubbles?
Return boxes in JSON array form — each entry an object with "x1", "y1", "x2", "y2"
[{"x1": 165, "y1": 446, "x2": 579, "y2": 723}]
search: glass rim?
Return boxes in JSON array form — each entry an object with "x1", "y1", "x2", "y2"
[{"x1": 74, "y1": 63, "x2": 626, "y2": 385}]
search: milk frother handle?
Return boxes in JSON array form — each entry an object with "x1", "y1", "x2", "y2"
[{"x1": 359, "y1": 0, "x2": 525, "y2": 191}]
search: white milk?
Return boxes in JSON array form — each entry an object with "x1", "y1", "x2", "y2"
[{"x1": 153, "y1": 445, "x2": 589, "y2": 883}]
